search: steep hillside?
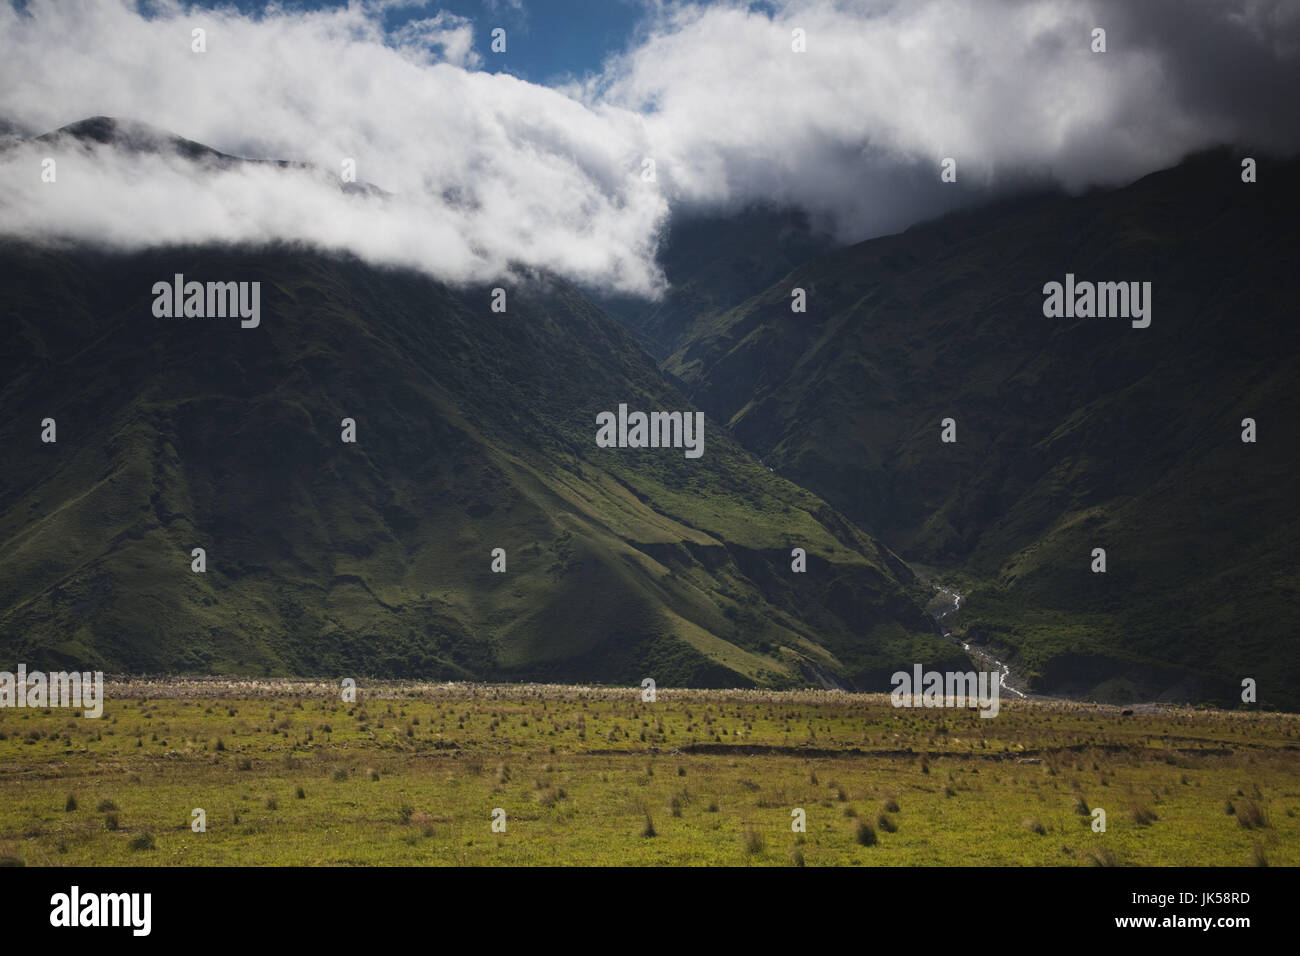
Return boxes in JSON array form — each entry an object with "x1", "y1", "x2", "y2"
[
  {"x1": 657, "y1": 150, "x2": 1300, "y2": 707},
  {"x1": 0, "y1": 236, "x2": 955, "y2": 689}
]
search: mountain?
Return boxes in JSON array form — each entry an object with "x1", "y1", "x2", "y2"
[
  {"x1": 647, "y1": 148, "x2": 1300, "y2": 708},
  {"x1": 0, "y1": 121, "x2": 958, "y2": 687},
  {"x1": 13, "y1": 116, "x2": 387, "y2": 197},
  {"x1": 596, "y1": 205, "x2": 836, "y2": 360}
]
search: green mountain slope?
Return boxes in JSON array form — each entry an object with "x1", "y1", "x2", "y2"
[
  {"x1": 654, "y1": 149, "x2": 1300, "y2": 707},
  {"x1": 0, "y1": 239, "x2": 956, "y2": 689}
]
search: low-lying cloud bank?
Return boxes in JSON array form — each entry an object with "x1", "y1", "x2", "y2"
[{"x1": 1, "y1": 0, "x2": 1297, "y2": 296}]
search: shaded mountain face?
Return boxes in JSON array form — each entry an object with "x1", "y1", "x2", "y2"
[
  {"x1": 597, "y1": 205, "x2": 836, "y2": 360},
  {"x1": 0, "y1": 232, "x2": 956, "y2": 688},
  {"x1": 648, "y1": 149, "x2": 1300, "y2": 707}
]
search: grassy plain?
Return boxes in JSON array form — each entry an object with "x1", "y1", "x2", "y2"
[{"x1": 0, "y1": 680, "x2": 1295, "y2": 866}]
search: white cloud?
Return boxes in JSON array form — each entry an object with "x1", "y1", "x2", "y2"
[
  {"x1": 0, "y1": 0, "x2": 1295, "y2": 295},
  {"x1": 0, "y1": 0, "x2": 666, "y2": 293},
  {"x1": 586, "y1": 0, "x2": 1299, "y2": 239},
  {"x1": 389, "y1": 11, "x2": 481, "y2": 68}
]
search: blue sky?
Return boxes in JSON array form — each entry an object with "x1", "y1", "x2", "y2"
[{"x1": 182, "y1": 0, "x2": 653, "y2": 84}]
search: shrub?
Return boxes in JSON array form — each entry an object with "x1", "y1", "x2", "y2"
[
  {"x1": 1237, "y1": 799, "x2": 1269, "y2": 830},
  {"x1": 742, "y1": 827, "x2": 765, "y2": 855},
  {"x1": 855, "y1": 821, "x2": 877, "y2": 846},
  {"x1": 128, "y1": 832, "x2": 156, "y2": 852},
  {"x1": 1131, "y1": 805, "x2": 1158, "y2": 826},
  {"x1": 1086, "y1": 846, "x2": 1119, "y2": 867},
  {"x1": 64, "y1": 794, "x2": 77, "y2": 813},
  {"x1": 877, "y1": 813, "x2": 898, "y2": 833}
]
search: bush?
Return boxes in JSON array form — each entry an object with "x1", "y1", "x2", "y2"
[
  {"x1": 128, "y1": 832, "x2": 156, "y2": 852},
  {"x1": 1237, "y1": 799, "x2": 1269, "y2": 830},
  {"x1": 877, "y1": 813, "x2": 898, "y2": 833},
  {"x1": 855, "y1": 821, "x2": 877, "y2": 846},
  {"x1": 64, "y1": 794, "x2": 77, "y2": 812},
  {"x1": 1086, "y1": 846, "x2": 1119, "y2": 867},
  {"x1": 1131, "y1": 805, "x2": 1158, "y2": 826},
  {"x1": 104, "y1": 813, "x2": 120, "y2": 831},
  {"x1": 97, "y1": 799, "x2": 118, "y2": 812},
  {"x1": 1022, "y1": 818, "x2": 1046, "y2": 835},
  {"x1": 742, "y1": 827, "x2": 765, "y2": 855}
]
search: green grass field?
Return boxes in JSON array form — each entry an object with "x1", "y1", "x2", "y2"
[{"x1": 1, "y1": 681, "x2": 1295, "y2": 866}]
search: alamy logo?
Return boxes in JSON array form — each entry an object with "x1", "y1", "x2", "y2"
[
  {"x1": 1042, "y1": 273, "x2": 1151, "y2": 328},
  {"x1": 891, "y1": 664, "x2": 1000, "y2": 718},
  {"x1": 595, "y1": 403, "x2": 705, "y2": 459},
  {"x1": 50, "y1": 886, "x2": 151, "y2": 936},
  {"x1": 152, "y1": 274, "x2": 261, "y2": 328},
  {"x1": 0, "y1": 665, "x2": 103, "y2": 718}
]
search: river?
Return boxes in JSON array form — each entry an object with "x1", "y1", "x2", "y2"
[{"x1": 911, "y1": 565, "x2": 1029, "y2": 700}]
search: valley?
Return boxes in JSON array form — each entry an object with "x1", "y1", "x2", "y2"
[{"x1": 618, "y1": 149, "x2": 1300, "y2": 709}]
